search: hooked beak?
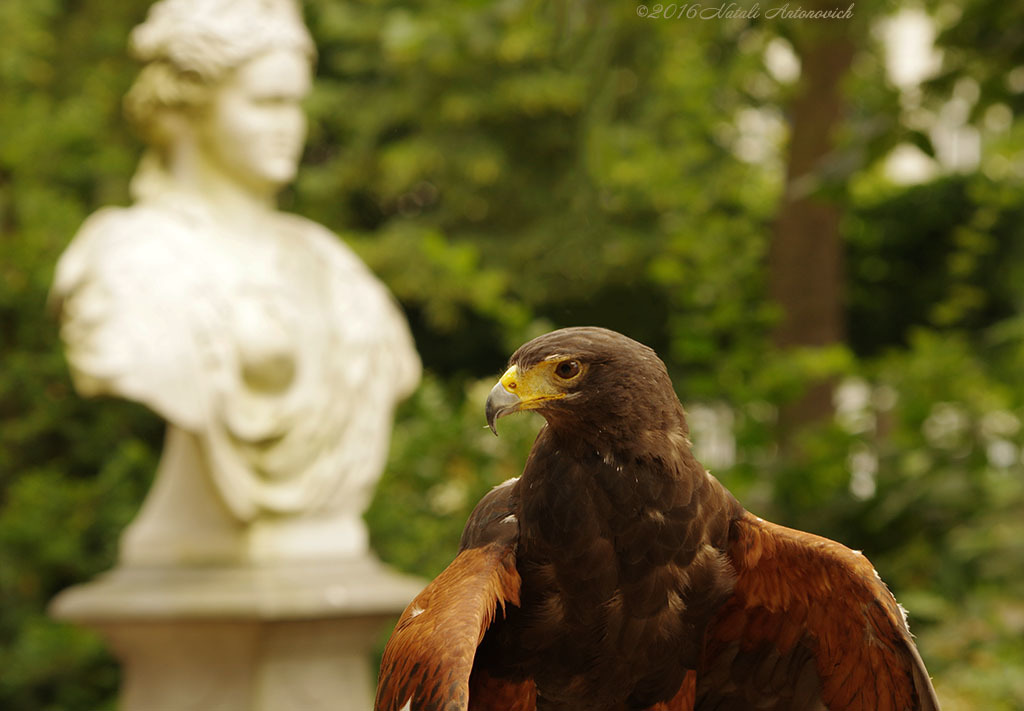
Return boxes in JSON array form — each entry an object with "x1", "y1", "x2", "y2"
[
  {"x1": 485, "y1": 366, "x2": 522, "y2": 435},
  {"x1": 485, "y1": 361, "x2": 573, "y2": 435}
]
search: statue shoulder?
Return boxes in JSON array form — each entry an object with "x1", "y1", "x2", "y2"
[
  {"x1": 275, "y1": 212, "x2": 422, "y2": 398},
  {"x1": 54, "y1": 204, "x2": 198, "y2": 299},
  {"x1": 74, "y1": 203, "x2": 192, "y2": 246},
  {"x1": 275, "y1": 212, "x2": 368, "y2": 268},
  {"x1": 51, "y1": 204, "x2": 215, "y2": 430}
]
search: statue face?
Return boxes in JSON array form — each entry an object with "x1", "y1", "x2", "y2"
[{"x1": 197, "y1": 48, "x2": 312, "y2": 195}]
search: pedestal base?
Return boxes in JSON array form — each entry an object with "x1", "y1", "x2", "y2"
[{"x1": 50, "y1": 556, "x2": 424, "y2": 711}]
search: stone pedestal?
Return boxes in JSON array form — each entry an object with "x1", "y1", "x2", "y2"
[{"x1": 50, "y1": 556, "x2": 423, "y2": 711}]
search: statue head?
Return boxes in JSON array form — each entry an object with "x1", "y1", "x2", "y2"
[{"x1": 124, "y1": 0, "x2": 316, "y2": 199}]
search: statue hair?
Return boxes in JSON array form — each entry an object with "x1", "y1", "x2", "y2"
[{"x1": 123, "y1": 0, "x2": 315, "y2": 148}]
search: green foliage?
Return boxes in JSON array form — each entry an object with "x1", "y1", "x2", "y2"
[
  {"x1": 926, "y1": 0, "x2": 1024, "y2": 119},
  {"x1": 846, "y1": 174, "x2": 1024, "y2": 355},
  {"x1": 297, "y1": 0, "x2": 777, "y2": 378},
  {"x1": 3, "y1": 0, "x2": 1024, "y2": 709}
]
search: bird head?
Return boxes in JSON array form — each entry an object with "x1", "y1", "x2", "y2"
[{"x1": 485, "y1": 327, "x2": 685, "y2": 438}]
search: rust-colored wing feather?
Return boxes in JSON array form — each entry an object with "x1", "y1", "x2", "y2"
[
  {"x1": 647, "y1": 670, "x2": 696, "y2": 711},
  {"x1": 699, "y1": 512, "x2": 940, "y2": 710},
  {"x1": 375, "y1": 480, "x2": 534, "y2": 711}
]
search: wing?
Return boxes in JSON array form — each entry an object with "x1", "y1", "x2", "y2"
[
  {"x1": 375, "y1": 479, "x2": 535, "y2": 711},
  {"x1": 698, "y1": 512, "x2": 940, "y2": 711},
  {"x1": 646, "y1": 670, "x2": 696, "y2": 711}
]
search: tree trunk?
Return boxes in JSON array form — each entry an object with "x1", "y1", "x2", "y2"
[{"x1": 769, "y1": 10, "x2": 856, "y2": 440}]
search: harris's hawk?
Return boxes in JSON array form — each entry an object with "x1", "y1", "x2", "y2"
[{"x1": 375, "y1": 327, "x2": 940, "y2": 711}]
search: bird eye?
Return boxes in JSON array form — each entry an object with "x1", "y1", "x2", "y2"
[{"x1": 555, "y1": 360, "x2": 581, "y2": 379}]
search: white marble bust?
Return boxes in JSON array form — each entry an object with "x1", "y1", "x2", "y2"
[{"x1": 51, "y1": 0, "x2": 420, "y2": 565}]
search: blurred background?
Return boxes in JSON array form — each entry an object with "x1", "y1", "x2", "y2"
[{"x1": 3, "y1": 0, "x2": 1024, "y2": 708}]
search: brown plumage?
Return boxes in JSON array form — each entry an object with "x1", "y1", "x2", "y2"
[{"x1": 375, "y1": 327, "x2": 940, "y2": 711}]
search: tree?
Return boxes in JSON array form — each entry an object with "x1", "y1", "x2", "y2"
[{"x1": 768, "y1": 2, "x2": 857, "y2": 437}]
